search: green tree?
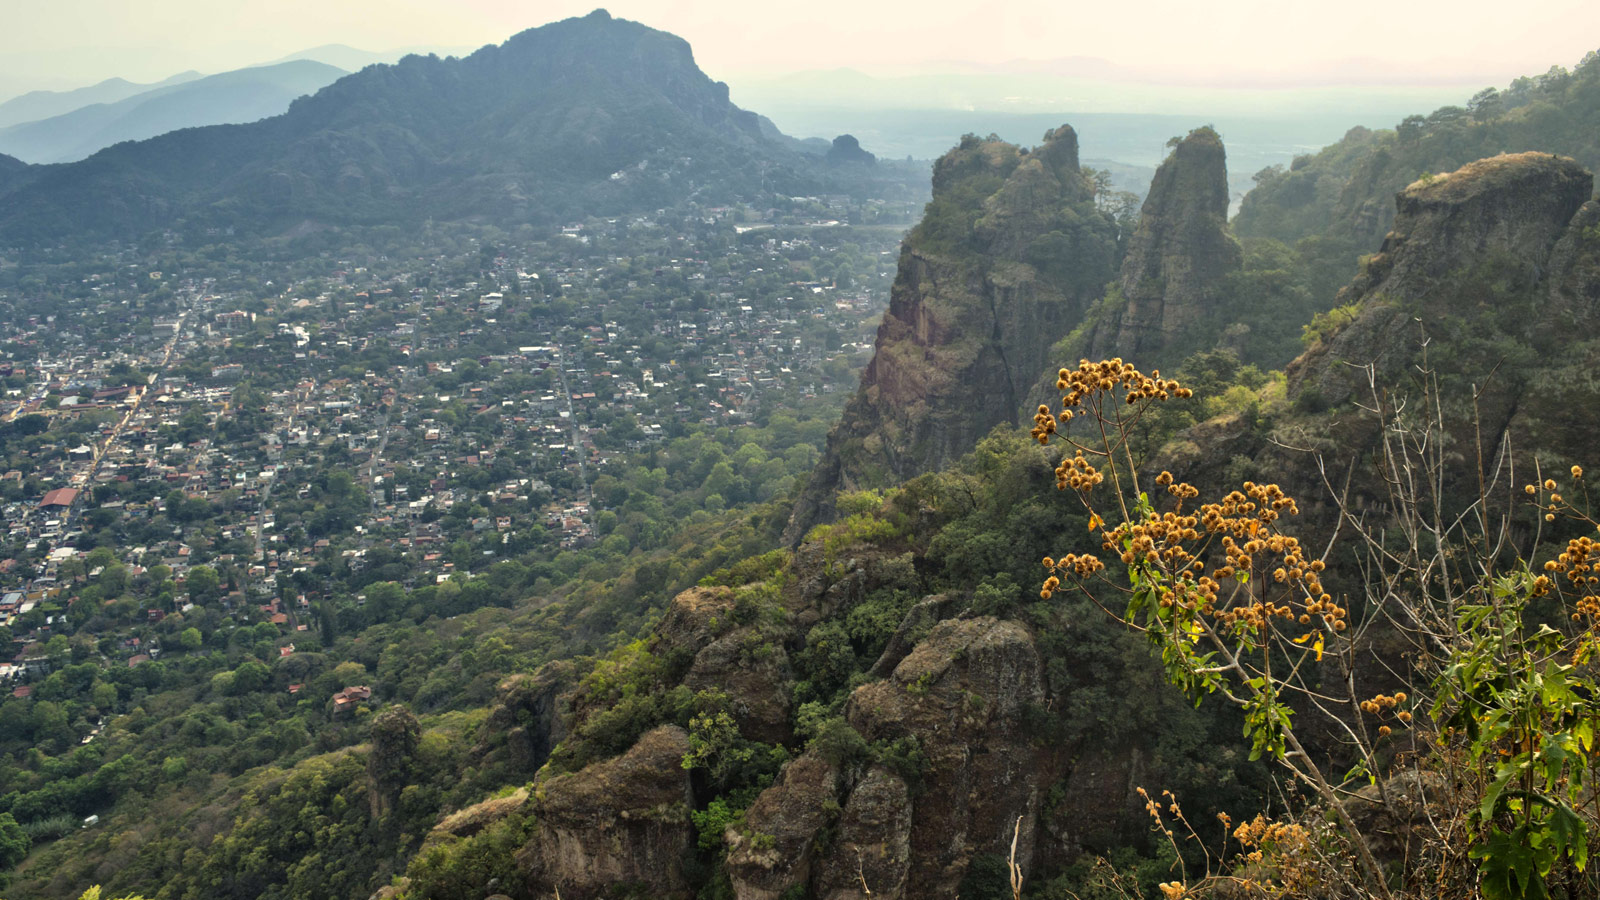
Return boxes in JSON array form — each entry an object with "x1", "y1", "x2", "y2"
[
  {"x1": 0, "y1": 811, "x2": 28, "y2": 871},
  {"x1": 91, "y1": 682, "x2": 118, "y2": 710},
  {"x1": 186, "y1": 565, "x2": 220, "y2": 602},
  {"x1": 231, "y1": 660, "x2": 271, "y2": 694}
]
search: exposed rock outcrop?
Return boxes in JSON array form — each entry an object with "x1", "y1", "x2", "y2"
[
  {"x1": 517, "y1": 725, "x2": 696, "y2": 899},
  {"x1": 682, "y1": 624, "x2": 795, "y2": 744},
  {"x1": 783, "y1": 542, "x2": 918, "y2": 629},
  {"x1": 718, "y1": 614, "x2": 1052, "y2": 900},
  {"x1": 426, "y1": 788, "x2": 528, "y2": 845},
  {"x1": 814, "y1": 766, "x2": 913, "y2": 900},
  {"x1": 866, "y1": 592, "x2": 963, "y2": 677},
  {"x1": 1290, "y1": 152, "x2": 1592, "y2": 407},
  {"x1": 787, "y1": 126, "x2": 1121, "y2": 541},
  {"x1": 840, "y1": 617, "x2": 1046, "y2": 898},
  {"x1": 476, "y1": 660, "x2": 578, "y2": 772},
  {"x1": 1082, "y1": 126, "x2": 1243, "y2": 368},
  {"x1": 1161, "y1": 152, "x2": 1598, "y2": 531},
  {"x1": 726, "y1": 751, "x2": 840, "y2": 898},
  {"x1": 646, "y1": 584, "x2": 796, "y2": 742},
  {"x1": 652, "y1": 585, "x2": 739, "y2": 658}
]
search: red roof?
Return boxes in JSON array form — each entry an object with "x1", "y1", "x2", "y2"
[{"x1": 40, "y1": 488, "x2": 78, "y2": 508}]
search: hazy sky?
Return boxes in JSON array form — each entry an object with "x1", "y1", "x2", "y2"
[{"x1": 1, "y1": 0, "x2": 1595, "y2": 92}]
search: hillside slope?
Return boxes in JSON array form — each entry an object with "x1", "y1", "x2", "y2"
[{"x1": 1235, "y1": 52, "x2": 1600, "y2": 251}]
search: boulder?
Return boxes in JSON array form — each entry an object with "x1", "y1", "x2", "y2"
[
  {"x1": 726, "y1": 751, "x2": 840, "y2": 899},
  {"x1": 517, "y1": 725, "x2": 696, "y2": 899}
]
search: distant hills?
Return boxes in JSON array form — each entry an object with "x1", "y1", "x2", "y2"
[
  {"x1": 1236, "y1": 53, "x2": 1600, "y2": 249},
  {"x1": 266, "y1": 43, "x2": 472, "y2": 73},
  {"x1": 0, "y1": 60, "x2": 347, "y2": 164},
  {"x1": 0, "y1": 72, "x2": 203, "y2": 130},
  {"x1": 0, "y1": 10, "x2": 834, "y2": 244}
]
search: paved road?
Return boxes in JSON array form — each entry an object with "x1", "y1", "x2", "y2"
[{"x1": 65, "y1": 312, "x2": 187, "y2": 521}]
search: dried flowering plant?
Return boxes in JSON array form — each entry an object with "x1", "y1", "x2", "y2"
[
  {"x1": 1033, "y1": 357, "x2": 1600, "y2": 900},
  {"x1": 1032, "y1": 358, "x2": 1392, "y2": 896}
]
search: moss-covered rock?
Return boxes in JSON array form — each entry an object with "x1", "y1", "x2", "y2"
[{"x1": 517, "y1": 725, "x2": 696, "y2": 899}]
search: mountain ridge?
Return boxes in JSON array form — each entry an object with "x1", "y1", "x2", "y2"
[
  {"x1": 785, "y1": 125, "x2": 1122, "y2": 542},
  {"x1": 0, "y1": 60, "x2": 348, "y2": 164},
  {"x1": 0, "y1": 71, "x2": 203, "y2": 129},
  {"x1": 0, "y1": 10, "x2": 821, "y2": 244}
]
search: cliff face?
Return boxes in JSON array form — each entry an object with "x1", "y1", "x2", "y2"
[
  {"x1": 1161, "y1": 151, "x2": 1598, "y2": 517},
  {"x1": 493, "y1": 538, "x2": 1149, "y2": 900},
  {"x1": 1290, "y1": 153, "x2": 1592, "y2": 401},
  {"x1": 515, "y1": 725, "x2": 697, "y2": 899},
  {"x1": 729, "y1": 616, "x2": 1050, "y2": 900},
  {"x1": 786, "y1": 126, "x2": 1121, "y2": 542},
  {"x1": 836, "y1": 617, "x2": 1046, "y2": 898},
  {"x1": 1081, "y1": 127, "x2": 1243, "y2": 369}
]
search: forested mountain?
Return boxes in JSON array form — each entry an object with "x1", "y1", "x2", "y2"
[
  {"x1": 0, "y1": 152, "x2": 27, "y2": 194},
  {"x1": 0, "y1": 72, "x2": 202, "y2": 130},
  {"x1": 1236, "y1": 50, "x2": 1600, "y2": 249},
  {"x1": 0, "y1": 61, "x2": 348, "y2": 164},
  {"x1": 8, "y1": 22, "x2": 1600, "y2": 900},
  {"x1": 0, "y1": 10, "x2": 823, "y2": 244}
]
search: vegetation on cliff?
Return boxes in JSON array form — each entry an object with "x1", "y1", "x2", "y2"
[
  {"x1": 11, "y1": 44, "x2": 1600, "y2": 900},
  {"x1": 1236, "y1": 49, "x2": 1600, "y2": 251},
  {"x1": 787, "y1": 127, "x2": 1125, "y2": 540}
]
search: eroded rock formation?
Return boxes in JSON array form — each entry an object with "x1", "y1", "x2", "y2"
[
  {"x1": 1082, "y1": 126, "x2": 1243, "y2": 368},
  {"x1": 516, "y1": 725, "x2": 697, "y2": 899},
  {"x1": 787, "y1": 126, "x2": 1121, "y2": 541}
]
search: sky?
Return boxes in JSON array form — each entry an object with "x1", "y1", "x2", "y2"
[{"x1": 0, "y1": 0, "x2": 1595, "y2": 95}]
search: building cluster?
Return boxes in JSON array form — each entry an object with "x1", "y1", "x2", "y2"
[{"x1": 0, "y1": 189, "x2": 928, "y2": 685}]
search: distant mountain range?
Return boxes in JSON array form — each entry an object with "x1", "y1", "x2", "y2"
[
  {"x1": 0, "y1": 72, "x2": 204, "y2": 130},
  {"x1": 266, "y1": 43, "x2": 473, "y2": 73},
  {"x1": 0, "y1": 60, "x2": 347, "y2": 164},
  {"x1": 0, "y1": 11, "x2": 837, "y2": 244}
]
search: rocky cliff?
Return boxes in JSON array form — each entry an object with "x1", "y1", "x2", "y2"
[
  {"x1": 786, "y1": 126, "x2": 1121, "y2": 542},
  {"x1": 1160, "y1": 151, "x2": 1599, "y2": 519},
  {"x1": 413, "y1": 516, "x2": 1178, "y2": 900},
  {"x1": 1079, "y1": 127, "x2": 1243, "y2": 369},
  {"x1": 516, "y1": 724, "x2": 697, "y2": 898},
  {"x1": 724, "y1": 615, "x2": 1048, "y2": 900}
]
